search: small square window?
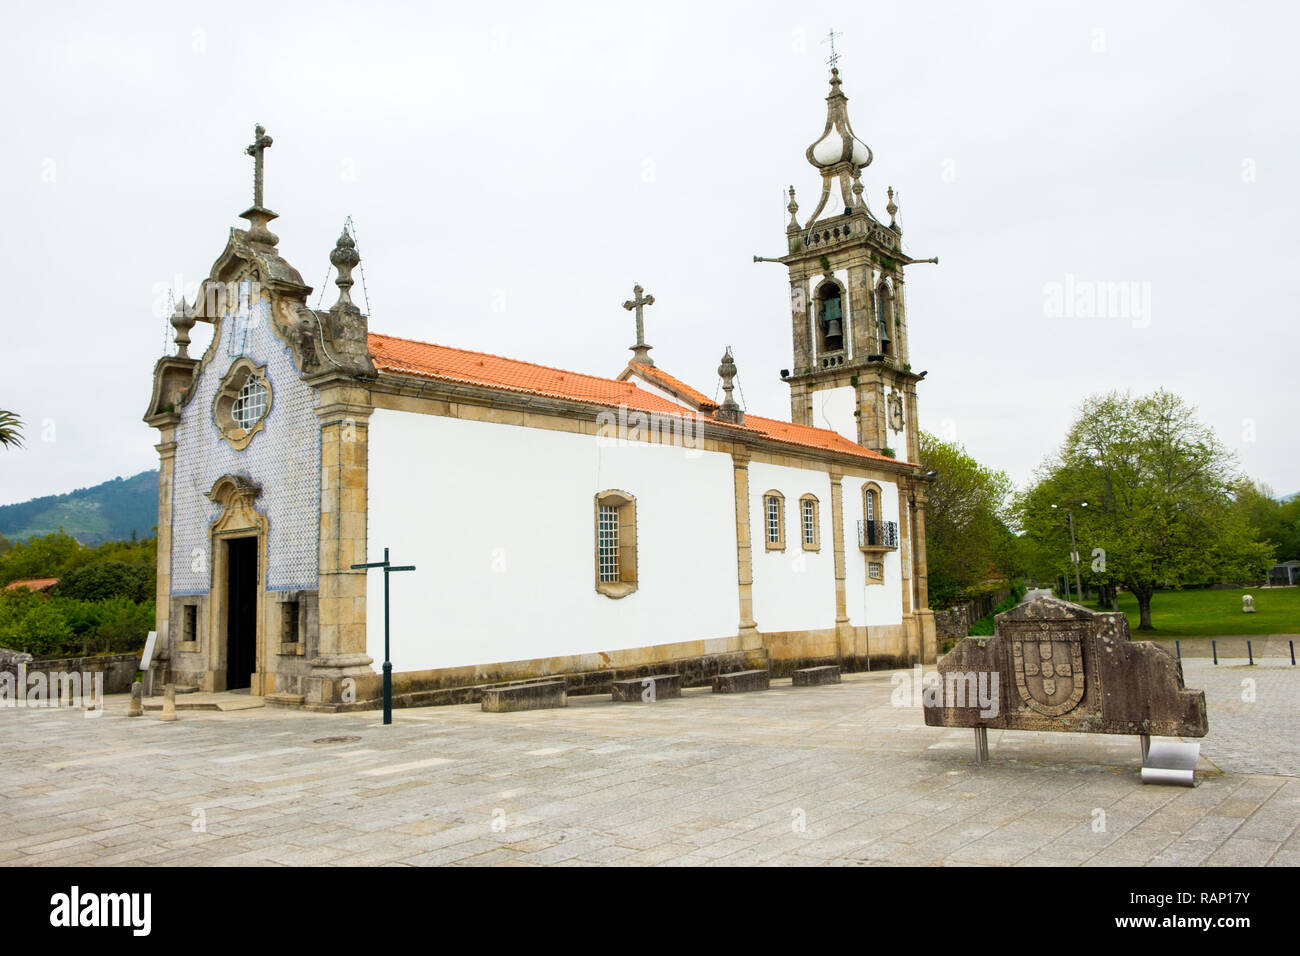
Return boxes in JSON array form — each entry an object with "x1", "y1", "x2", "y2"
[{"x1": 281, "y1": 601, "x2": 300, "y2": 643}]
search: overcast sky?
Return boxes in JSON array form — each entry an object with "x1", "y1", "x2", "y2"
[{"x1": 2, "y1": 0, "x2": 1297, "y2": 508}]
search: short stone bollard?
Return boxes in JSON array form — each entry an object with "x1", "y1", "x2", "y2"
[
  {"x1": 127, "y1": 681, "x2": 143, "y2": 717},
  {"x1": 160, "y1": 684, "x2": 178, "y2": 722},
  {"x1": 1242, "y1": 594, "x2": 1255, "y2": 614}
]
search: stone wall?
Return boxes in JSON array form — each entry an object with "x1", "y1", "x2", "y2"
[
  {"x1": 2, "y1": 651, "x2": 140, "y2": 695},
  {"x1": 933, "y1": 587, "x2": 1011, "y2": 642}
]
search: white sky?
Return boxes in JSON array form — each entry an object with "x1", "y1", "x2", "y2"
[{"x1": 2, "y1": 0, "x2": 1297, "y2": 506}]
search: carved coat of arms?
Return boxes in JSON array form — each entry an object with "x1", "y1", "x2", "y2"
[{"x1": 1011, "y1": 625, "x2": 1085, "y2": 716}]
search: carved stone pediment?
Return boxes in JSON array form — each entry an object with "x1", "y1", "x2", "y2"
[{"x1": 207, "y1": 475, "x2": 264, "y2": 535}]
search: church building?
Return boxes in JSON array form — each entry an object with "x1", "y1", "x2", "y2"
[{"x1": 144, "y1": 68, "x2": 939, "y2": 711}]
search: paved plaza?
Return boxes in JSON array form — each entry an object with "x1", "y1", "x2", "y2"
[{"x1": 1, "y1": 655, "x2": 1296, "y2": 867}]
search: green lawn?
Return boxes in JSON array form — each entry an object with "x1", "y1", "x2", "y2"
[{"x1": 1081, "y1": 587, "x2": 1300, "y2": 638}]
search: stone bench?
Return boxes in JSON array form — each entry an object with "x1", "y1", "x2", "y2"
[
  {"x1": 792, "y1": 665, "x2": 841, "y2": 686},
  {"x1": 712, "y1": 669, "x2": 770, "y2": 694},
  {"x1": 612, "y1": 674, "x2": 681, "y2": 702},
  {"x1": 481, "y1": 680, "x2": 567, "y2": 713}
]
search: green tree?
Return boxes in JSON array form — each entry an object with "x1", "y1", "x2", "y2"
[
  {"x1": 55, "y1": 561, "x2": 154, "y2": 603},
  {"x1": 1233, "y1": 480, "x2": 1300, "y2": 564},
  {"x1": 0, "y1": 530, "x2": 85, "y2": 585},
  {"x1": 918, "y1": 431, "x2": 1018, "y2": 606},
  {"x1": 1017, "y1": 390, "x2": 1273, "y2": 630},
  {"x1": 0, "y1": 409, "x2": 22, "y2": 449}
]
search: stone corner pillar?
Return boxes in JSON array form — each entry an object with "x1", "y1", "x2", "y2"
[
  {"x1": 730, "y1": 447, "x2": 761, "y2": 651},
  {"x1": 828, "y1": 468, "x2": 852, "y2": 659},
  {"x1": 308, "y1": 377, "x2": 378, "y2": 709},
  {"x1": 153, "y1": 431, "x2": 178, "y2": 660}
]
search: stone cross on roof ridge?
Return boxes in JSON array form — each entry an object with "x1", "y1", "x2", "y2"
[
  {"x1": 246, "y1": 124, "x2": 273, "y2": 208},
  {"x1": 623, "y1": 283, "x2": 655, "y2": 367},
  {"x1": 240, "y1": 123, "x2": 280, "y2": 247}
]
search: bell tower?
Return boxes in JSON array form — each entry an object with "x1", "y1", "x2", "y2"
[{"x1": 769, "y1": 66, "x2": 935, "y2": 463}]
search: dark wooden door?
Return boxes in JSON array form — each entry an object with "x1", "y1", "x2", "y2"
[{"x1": 225, "y1": 537, "x2": 258, "y2": 690}]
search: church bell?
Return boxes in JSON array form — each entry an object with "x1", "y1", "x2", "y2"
[{"x1": 821, "y1": 296, "x2": 844, "y2": 350}]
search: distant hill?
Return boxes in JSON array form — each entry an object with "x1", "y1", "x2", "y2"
[{"x1": 0, "y1": 471, "x2": 158, "y2": 546}]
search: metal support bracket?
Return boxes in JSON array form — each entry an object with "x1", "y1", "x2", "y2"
[{"x1": 1140, "y1": 736, "x2": 1199, "y2": 787}]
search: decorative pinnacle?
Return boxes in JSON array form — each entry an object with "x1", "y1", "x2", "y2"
[
  {"x1": 716, "y1": 347, "x2": 744, "y2": 425},
  {"x1": 329, "y1": 227, "x2": 361, "y2": 313},
  {"x1": 886, "y1": 187, "x2": 900, "y2": 232},
  {"x1": 171, "y1": 296, "x2": 195, "y2": 358},
  {"x1": 787, "y1": 185, "x2": 801, "y2": 230},
  {"x1": 623, "y1": 283, "x2": 656, "y2": 367}
]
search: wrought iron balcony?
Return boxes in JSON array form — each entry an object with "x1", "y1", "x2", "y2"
[{"x1": 858, "y1": 519, "x2": 899, "y2": 550}]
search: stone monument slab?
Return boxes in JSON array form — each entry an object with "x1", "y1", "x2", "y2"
[{"x1": 924, "y1": 596, "x2": 1207, "y2": 738}]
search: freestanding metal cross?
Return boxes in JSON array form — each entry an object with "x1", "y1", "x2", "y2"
[
  {"x1": 822, "y1": 28, "x2": 844, "y2": 71},
  {"x1": 622, "y1": 283, "x2": 655, "y2": 366},
  {"x1": 245, "y1": 124, "x2": 273, "y2": 208},
  {"x1": 351, "y1": 547, "x2": 416, "y2": 725}
]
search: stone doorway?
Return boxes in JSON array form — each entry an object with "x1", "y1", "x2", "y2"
[{"x1": 225, "y1": 537, "x2": 258, "y2": 690}]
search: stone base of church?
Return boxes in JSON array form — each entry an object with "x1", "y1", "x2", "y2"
[{"x1": 282, "y1": 625, "x2": 935, "y2": 712}]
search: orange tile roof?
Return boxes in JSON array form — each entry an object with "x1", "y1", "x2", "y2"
[
  {"x1": 369, "y1": 333, "x2": 689, "y2": 417},
  {"x1": 744, "y1": 415, "x2": 905, "y2": 463},
  {"x1": 368, "y1": 332, "x2": 907, "y2": 465},
  {"x1": 622, "y1": 363, "x2": 718, "y2": 409},
  {"x1": 4, "y1": 577, "x2": 59, "y2": 592}
]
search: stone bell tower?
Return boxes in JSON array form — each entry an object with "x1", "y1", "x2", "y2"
[{"x1": 769, "y1": 66, "x2": 935, "y2": 463}]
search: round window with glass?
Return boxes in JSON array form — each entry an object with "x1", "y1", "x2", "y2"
[{"x1": 231, "y1": 375, "x2": 269, "y2": 431}]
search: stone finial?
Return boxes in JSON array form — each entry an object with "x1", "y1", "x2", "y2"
[
  {"x1": 886, "y1": 186, "x2": 900, "y2": 232},
  {"x1": 623, "y1": 283, "x2": 655, "y2": 367},
  {"x1": 852, "y1": 173, "x2": 866, "y2": 211},
  {"x1": 787, "y1": 185, "x2": 801, "y2": 231},
  {"x1": 171, "y1": 296, "x2": 195, "y2": 358},
  {"x1": 715, "y1": 347, "x2": 744, "y2": 425},
  {"x1": 329, "y1": 228, "x2": 361, "y2": 314}
]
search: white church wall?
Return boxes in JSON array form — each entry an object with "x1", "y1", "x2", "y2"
[
  {"x1": 747, "y1": 461, "x2": 836, "y2": 634},
  {"x1": 170, "y1": 287, "x2": 321, "y2": 595},
  {"x1": 813, "y1": 385, "x2": 857, "y2": 444},
  {"x1": 841, "y1": 475, "x2": 904, "y2": 628},
  {"x1": 366, "y1": 408, "x2": 739, "y2": 672},
  {"x1": 624, "y1": 375, "x2": 699, "y2": 411}
]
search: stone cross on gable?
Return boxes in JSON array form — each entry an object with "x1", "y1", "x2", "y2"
[
  {"x1": 623, "y1": 283, "x2": 656, "y2": 367},
  {"x1": 245, "y1": 124, "x2": 273, "y2": 209}
]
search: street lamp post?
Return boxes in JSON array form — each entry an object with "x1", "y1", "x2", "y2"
[
  {"x1": 350, "y1": 547, "x2": 416, "y2": 725},
  {"x1": 1052, "y1": 502, "x2": 1087, "y2": 605}
]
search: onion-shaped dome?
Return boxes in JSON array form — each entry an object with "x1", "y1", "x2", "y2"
[{"x1": 805, "y1": 69, "x2": 872, "y2": 170}]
